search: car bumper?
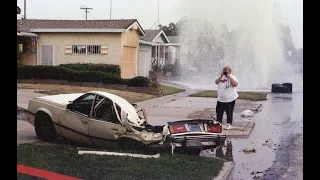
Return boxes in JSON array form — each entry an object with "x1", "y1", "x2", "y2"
[{"x1": 170, "y1": 134, "x2": 227, "y2": 149}]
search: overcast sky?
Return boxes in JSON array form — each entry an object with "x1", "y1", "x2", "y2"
[{"x1": 17, "y1": 0, "x2": 303, "y2": 48}]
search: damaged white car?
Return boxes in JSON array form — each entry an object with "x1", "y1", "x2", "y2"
[{"x1": 25, "y1": 91, "x2": 226, "y2": 154}]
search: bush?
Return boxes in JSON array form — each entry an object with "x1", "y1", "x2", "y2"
[
  {"x1": 59, "y1": 63, "x2": 121, "y2": 76},
  {"x1": 17, "y1": 65, "x2": 154, "y2": 87},
  {"x1": 17, "y1": 65, "x2": 123, "y2": 84},
  {"x1": 126, "y1": 76, "x2": 151, "y2": 87}
]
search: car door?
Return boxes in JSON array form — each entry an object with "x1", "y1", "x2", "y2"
[
  {"x1": 57, "y1": 93, "x2": 95, "y2": 145},
  {"x1": 88, "y1": 95, "x2": 127, "y2": 148}
]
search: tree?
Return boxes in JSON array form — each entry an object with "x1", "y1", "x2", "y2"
[
  {"x1": 159, "y1": 22, "x2": 177, "y2": 36},
  {"x1": 159, "y1": 17, "x2": 188, "y2": 36}
]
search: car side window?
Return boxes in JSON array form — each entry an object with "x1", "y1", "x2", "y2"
[
  {"x1": 71, "y1": 93, "x2": 95, "y2": 116},
  {"x1": 92, "y1": 99, "x2": 120, "y2": 124}
]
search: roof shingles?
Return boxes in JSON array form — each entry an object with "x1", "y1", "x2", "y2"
[
  {"x1": 17, "y1": 19, "x2": 137, "y2": 31},
  {"x1": 139, "y1": 29, "x2": 162, "y2": 42}
]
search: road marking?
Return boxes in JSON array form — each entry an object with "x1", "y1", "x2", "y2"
[{"x1": 17, "y1": 164, "x2": 82, "y2": 180}]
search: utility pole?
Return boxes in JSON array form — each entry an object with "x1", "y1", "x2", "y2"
[
  {"x1": 24, "y1": 0, "x2": 26, "y2": 19},
  {"x1": 110, "y1": 0, "x2": 112, "y2": 20},
  {"x1": 157, "y1": 0, "x2": 159, "y2": 28},
  {"x1": 80, "y1": 6, "x2": 93, "y2": 20}
]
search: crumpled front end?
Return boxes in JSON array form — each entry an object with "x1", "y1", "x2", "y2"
[{"x1": 119, "y1": 125, "x2": 169, "y2": 145}]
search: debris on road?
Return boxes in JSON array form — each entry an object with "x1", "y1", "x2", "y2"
[
  {"x1": 242, "y1": 147, "x2": 256, "y2": 153},
  {"x1": 241, "y1": 110, "x2": 254, "y2": 117},
  {"x1": 249, "y1": 104, "x2": 263, "y2": 113}
]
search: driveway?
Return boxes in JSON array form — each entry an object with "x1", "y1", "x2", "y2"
[{"x1": 17, "y1": 89, "x2": 45, "y2": 144}]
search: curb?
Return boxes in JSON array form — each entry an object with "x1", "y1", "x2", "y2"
[
  {"x1": 213, "y1": 161, "x2": 235, "y2": 180},
  {"x1": 227, "y1": 121, "x2": 255, "y2": 138}
]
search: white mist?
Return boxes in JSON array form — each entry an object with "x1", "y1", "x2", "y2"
[{"x1": 175, "y1": 0, "x2": 302, "y2": 91}]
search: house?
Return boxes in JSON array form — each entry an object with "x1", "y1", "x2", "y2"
[
  {"x1": 17, "y1": 19, "x2": 145, "y2": 79},
  {"x1": 138, "y1": 29, "x2": 171, "y2": 77}
]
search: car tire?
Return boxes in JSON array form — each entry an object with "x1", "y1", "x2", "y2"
[{"x1": 34, "y1": 112, "x2": 57, "y2": 142}]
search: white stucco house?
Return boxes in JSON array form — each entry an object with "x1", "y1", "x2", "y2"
[
  {"x1": 138, "y1": 30, "x2": 184, "y2": 77},
  {"x1": 17, "y1": 19, "x2": 145, "y2": 79}
]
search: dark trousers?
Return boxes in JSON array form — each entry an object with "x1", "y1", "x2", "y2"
[{"x1": 216, "y1": 100, "x2": 236, "y2": 124}]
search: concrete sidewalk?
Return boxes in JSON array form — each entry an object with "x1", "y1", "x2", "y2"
[{"x1": 135, "y1": 90, "x2": 261, "y2": 138}]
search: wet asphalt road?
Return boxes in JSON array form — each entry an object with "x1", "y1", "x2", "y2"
[{"x1": 203, "y1": 92, "x2": 303, "y2": 180}]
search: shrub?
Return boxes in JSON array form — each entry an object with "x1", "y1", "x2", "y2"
[
  {"x1": 17, "y1": 65, "x2": 123, "y2": 84},
  {"x1": 59, "y1": 63, "x2": 121, "y2": 75},
  {"x1": 17, "y1": 65, "x2": 155, "y2": 87},
  {"x1": 126, "y1": 76, "x2": 151, "y2": 87}
]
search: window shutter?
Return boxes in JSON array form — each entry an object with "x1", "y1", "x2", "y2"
[
  {"x1": 101, "y1": 45, "x2": 108, "y2": 55},
  {"x1": 65, "y1": 44, "x2": 72, "y2": 55}
]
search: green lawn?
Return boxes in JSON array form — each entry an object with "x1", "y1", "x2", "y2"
[
  {"x1": 17, "y1": 143, "x2": 224, "y2": 180},
  {"x1": 160, "y1": 85, "x2": 186, "y2": 95},
  {"x1": 189, "y1": 90, "x2": 268, "y2": 101}
]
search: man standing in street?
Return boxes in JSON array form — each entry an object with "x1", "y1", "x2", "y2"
[{"x1": 215, "y1": 65, "x2": 239, "y2": 130}]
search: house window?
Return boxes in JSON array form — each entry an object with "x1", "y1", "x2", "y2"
[
  {"x1": 71, "y1": 45, "x2": 102, "y2": 55},
  {"x1": 87, "y1": 45, "x2": 101, "y2": 55},
  {"x1": 72, "y1": 45, "x2": 86, "y2": 54}
]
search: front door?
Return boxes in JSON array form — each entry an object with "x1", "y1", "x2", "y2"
[
  {"x1": 88, "y1": 95, "x2": 126, "y2": 148},
  {"x1": 58, "y1": 93, "x2": 95, "y2": 145},
  {"x1": 40, "y1": 45, "x2": 54, "y2": 66}
]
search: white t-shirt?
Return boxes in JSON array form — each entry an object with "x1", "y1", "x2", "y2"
[{"x1": 217, "y1": 74, "x2": 239, "y2": 102}]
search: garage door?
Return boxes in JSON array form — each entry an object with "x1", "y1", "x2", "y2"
[
  {"x1": 138, "y1": 50, "x2": 148, "y2": 77},
  {"x1": 122, "y1": 46, "x2": 137, "y2": 79}
]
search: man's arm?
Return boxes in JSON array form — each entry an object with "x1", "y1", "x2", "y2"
[
  {"x1": 229, "y1": 76, "x2": 238, "y2": 87},
  {"x1": 215, "y1": 75, "x2": 223, "y2": 84}
]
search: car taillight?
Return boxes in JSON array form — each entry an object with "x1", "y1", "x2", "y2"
[
  {"x1": 169, "y1": 124, "x2": 188, "y2": 134},
  {"x1": 207, "y1": 123, "x2": 222, "y2": 133}
]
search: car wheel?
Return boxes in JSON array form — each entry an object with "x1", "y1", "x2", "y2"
[{"x1": 35, "y1": 112, "x2": 57, "y2": 142}]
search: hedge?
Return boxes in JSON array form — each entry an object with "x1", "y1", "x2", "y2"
[
  {"x1": 17, "y1": 65, "x2": 124, "y2": 85},
  {"x1": 17, "y1": 65, "x2": 151, "y2": 87},
  {"x1": 127, "y1": 76, "x2": 151, "y2": 87},
  {"x1": 59, "y1": 63, "x2": 120, "y2": 76}
]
